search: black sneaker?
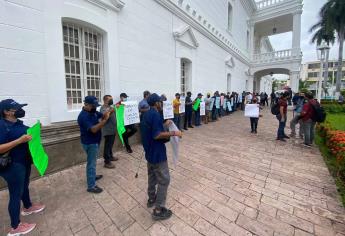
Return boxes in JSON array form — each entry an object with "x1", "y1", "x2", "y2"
[
  {"x1": 283, "y1": 135, "x2": 290, "y2": 139},
  {"x1": 152, "y1": 207, "x2": 172, "y2": 221},
  {"x1": 126, "y1": 146, "x2": 133, "y2": 153},
  {"x1": 96, "y1": 175, "x2": 103, "y2": 181},
  {"x1": 87, "y1": 185, "x2": 103, "y2": 194},
  {"x1": 277, "y1": 138, "x2": 286, "y2": 142},
  {"x1": 188, "y1": 126, "x2": 194, "y2": 128},
  {"x1": 183, "y1": 127, "x2": 188, "y2": 130},
  {"x1": 147, "y1": 197, "x2": 156, "y2": 208}
]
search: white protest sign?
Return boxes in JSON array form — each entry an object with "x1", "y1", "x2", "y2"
[
  {"x1": 168, "y1": 122, "x2": 180, "y2": 168},
  {"x1": 163, "y1": 101, "x2": 174, "y2": 119},
  {"x1": 209, "y1": 98, "x2": 215, "y2": 110},
  {"x1": 244, "y1": 104, "x2": 259, "y2": 118},
  {"x1": 226, "y1": 101, "x2": 232, "y2": 112},
  {"x1": 223, "y1": 99, "x2": 227, "y2": 109},
  {"x1": 123, "y1": 101, "x2": 140, "y2": 125},
  {"x1": 200, "y1": 102, "x2": 206, "y2": 116},
  {"x1": 179, "y1": 97, "x2": 185, "y2": 114},
  {"x1": 215, "y1": 97, "x2": 221, "y2": 109}
]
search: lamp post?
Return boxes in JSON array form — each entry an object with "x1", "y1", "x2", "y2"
[{"x1": 316, "y1": 41, "x2": 330, "y2": 103}]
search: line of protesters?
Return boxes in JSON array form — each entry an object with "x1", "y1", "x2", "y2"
[{"x1": 0, "y1": 88, "x2": 319, "y2": 234}]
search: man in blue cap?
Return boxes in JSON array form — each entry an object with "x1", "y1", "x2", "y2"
[
  {"x1": 78, "y1": 96, "x2": 110, "y2": 193},
  {"x1": 141, "y1": 93, "x2": 182, "y2": 220}
]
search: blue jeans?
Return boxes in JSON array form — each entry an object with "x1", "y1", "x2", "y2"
[
  {"x1": 82, "y1": 143, "x2": 99, "y2": 189},
  {"x1": 211, "y1": 107, "x2": 217, "y2": 120},
  {"x1": 173, "y1": 114, "x2": 181, "y2": 130},
  {"x1": 195, "y1": 110, "x2": 201, "y2": 126},
  {"x1": 0, "y1": 163, "x2": 32, "y2": 228},
  {"x1": 276, "y1": 115, "x2": 287, "y2": 139}
]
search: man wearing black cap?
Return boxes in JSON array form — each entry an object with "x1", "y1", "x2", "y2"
[
  {"x1": 183, "y1": 91, "x2": 193, "y2": 130},
  {"x1": 116, "y1": 93, "x2": 137, "y2": 153},
  {"x1": 141, "y1": 93, "x2": 182, "y2": 220},
  {"x1": 194, "y1": 93, "x2": 203, "y2": 126},
  {"x1": 78, "y1": 96, "x2": 110, "y2": 193}
]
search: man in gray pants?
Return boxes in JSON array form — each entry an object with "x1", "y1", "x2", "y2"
[
  {"x1": 300, "y1": 93, "x2": 317, "y2": 147},
  {"x1": 141, "y1": 93, "x2": 182, "y2": 220},
  {"x1": 290, "y1": 92, "x2": 305, "y2": 138}
]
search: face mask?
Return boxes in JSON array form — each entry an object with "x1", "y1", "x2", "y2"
[
  {"x1": 123, "y1": 98, "x2": 127, "y2": 102},
  {"x1": 90, "y1": 107, "x2": 97, "y2": 113},
  {"x1": 108, "y1": 99, "x2": 113, "y2": 106},
  {"x1": 14, "y1": 108, "x2": 25, "y2": 118}
]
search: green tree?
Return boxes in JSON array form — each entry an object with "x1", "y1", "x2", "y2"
[{"x1": 310, "y1": 0, "x2": 345, "y2": 94}]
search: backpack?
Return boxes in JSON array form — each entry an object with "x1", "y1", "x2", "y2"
[
  {"x1": 271, "y1": 102, "x2": 280, "y2": 115},
  {"x1": 310, "y1": 102, "x2": 326, "y2": 123}
]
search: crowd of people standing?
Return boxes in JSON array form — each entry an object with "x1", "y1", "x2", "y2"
[{"x1": 0, "y1": 87, "x2": 324, "y2": 235}]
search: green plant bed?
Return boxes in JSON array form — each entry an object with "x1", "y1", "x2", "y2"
[
  {"x1": 326, "y1": 113, "x2": 345, "y2": 130},
  {"x1": 315, "y1": 133, "x2": 345, "y2": 206}
]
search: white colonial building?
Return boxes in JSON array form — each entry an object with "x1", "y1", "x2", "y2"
[{"x1": 0, "y1": 0, "x2": 303, "y2": 125}]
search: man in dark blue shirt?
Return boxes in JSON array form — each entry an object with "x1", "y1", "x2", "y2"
[
  {"x1": 141, "y1": 93, "x2": 182, "y2": 221},
  {"x1": 78, "y1": 96, "x2": 110, "y2": 193}
]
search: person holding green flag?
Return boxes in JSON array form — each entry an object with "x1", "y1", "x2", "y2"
[
  {"x1": 0, "y1": 99, "x2": 45, "y2": 236},
  {"x1": 78, "y1": 96, "x2": 110, "y2": 194},
  {"x1": 193, "y1": 93, "x2": 203, "y2": 126}
]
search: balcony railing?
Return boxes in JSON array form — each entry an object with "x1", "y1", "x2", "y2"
[
  {"x1": 256, "y1": 0, "x2": 288, "y2": 9},
  {"x1": 252, "y1": 49, "x2": 301, "y2": 64}
]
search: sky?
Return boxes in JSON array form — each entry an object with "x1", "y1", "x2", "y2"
[{"x1": 268, "y1": 0, "x2": 341, "y2": 63}]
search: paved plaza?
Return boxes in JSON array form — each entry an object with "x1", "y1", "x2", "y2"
[{"x1": 1, "y1": 108, "x2": 344, "y2": 236}]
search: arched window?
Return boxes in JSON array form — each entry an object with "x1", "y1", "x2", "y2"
[
  {"x1": 62, "y1": 22, "x2": 104, "y2": 110},
  {"x1": 227, "y1": 3, "x2": 233, "y2": 32},
  {"x1": 180, "y1": 58, "x2": 192, "y2": 96}
]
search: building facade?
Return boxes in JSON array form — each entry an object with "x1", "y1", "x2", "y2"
[
  {"x1": 300, "y1": 60, "x2": 345, "y2": 96},
  {"x1": 1, "y1": 0, "x2": 303, "y2": 126},
  {"x1": 0, "y1": 0, "x2": 303, "y2": 176}
]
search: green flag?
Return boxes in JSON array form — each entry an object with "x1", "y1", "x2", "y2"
[
  {"x1": 27, "y1": 121, "x2": 48, "y2": 176},
  {"x1": 193, "y1": 98, "x2": 201, "y2": 111},
  {"x1": 115, "y1": 105, "x2": 126, "y2": 145}
]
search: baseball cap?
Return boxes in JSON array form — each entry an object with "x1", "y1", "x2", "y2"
[
  {"x1": 0, "y1": 99, "x2": 27, "y2": 111},
  {"x1": 147, "y1": 93, "x2": 161, "y2": 106},
  {"x1": 84, "y1": 96, "x2": 101, "y2": 107},
  {"x1": 120, "y1": 93, "x2": 128, "y2": 98},
  {"x1": 197, "y1": 93, "x2": 203, "y2": 97}
]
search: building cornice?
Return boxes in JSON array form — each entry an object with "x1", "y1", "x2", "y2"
[
  {"x1": 85, "y1": 0, "x2": 125, "y2": 12},
  {"x1": 155, "y1": 0, "x2": 251, "y2": 66}
]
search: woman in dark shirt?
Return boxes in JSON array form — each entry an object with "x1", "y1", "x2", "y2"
[{"x1": 0, "y1": 99, "x2": 45, "y2": 236}]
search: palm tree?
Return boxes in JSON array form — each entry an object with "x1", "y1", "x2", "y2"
[
  {"x1": 310, "y1": 0, "x2": 345, "y2": 94},
  {"x1": 310, "y1": 22, "x2": 335, "y2": 96}
]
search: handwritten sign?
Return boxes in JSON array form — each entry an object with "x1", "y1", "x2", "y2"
[
  {"x1": 163, "y1": 101, "x2": 174, "y2": 119},
  {"x1": 123, "y1": 101, "x2": 140, "y2": 125},
  {"x1": 179, "y1": 97, "x2": 185, "y2": 114},
  {"x1": 227, "y1": 101, "x2": 232, "y2": 112},
  {"x1": 245, "y1": 104, "x2": 259, "y2": 118},
  {"x1": 200, "y1": 102, "x2": 206, "y2": 116},
  {"x1": 209, "y1": 98, "x2": 215, "y2": 110},
  {"x1": 215, "y1": 97, "x2": 221, "y2": 109}
]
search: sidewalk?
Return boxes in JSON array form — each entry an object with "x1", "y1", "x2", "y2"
[{"x1": 1, "y1": 108, "x2": 344, "y2": 236}]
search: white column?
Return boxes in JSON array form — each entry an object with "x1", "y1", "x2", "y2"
[
  {"x1": 292, "y1": 10, "x2": 302, "y2": 56},
  {"x1": 290, "y1": 71, "x2": 300, "y2": 93},
  {"x1": 249, "y1": 22, "x2": 255, "y2": 59},
  {"x1": 247, "y1": 75, "x2": 254, "y2": 92}
]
